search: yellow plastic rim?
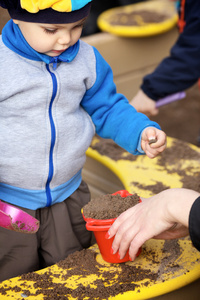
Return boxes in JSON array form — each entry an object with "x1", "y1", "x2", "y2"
[{"x1": 97, "y1": 0, "x2": 178, "y2": 37}]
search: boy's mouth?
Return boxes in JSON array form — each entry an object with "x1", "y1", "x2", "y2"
[{"x1": 51, "y1": 49, "x2": 67, "y2": 54}]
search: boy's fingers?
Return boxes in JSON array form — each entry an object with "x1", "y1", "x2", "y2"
[
  {"x1": 144, "y1": 144, "x2": 162, "y2": 158},
  {"x1": 142, "y1": 128, "x2": 167, "y2": 148},
  {"x1": 146, "y1": 143, "x2": 167, "y2": 158},
  {"x1": 143, "y1": 127, "x2": 157, "y2": 141},
  {"x1": 149, "y1": 133, "x2": 166, "y2": 148},
  {"x1": 144, "y1": 135, "x2": 167, "y2": 157},
  {"x1": 148, "y1": 137, "x2": 157, "y2": 145}
]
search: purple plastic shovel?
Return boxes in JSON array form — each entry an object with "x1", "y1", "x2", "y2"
[
  {"x1": 0, "y1": 200, "x2": 39, "y2": 233},
  {"x1": 147, "y1": 91, "x2": 186, "y2": 145},
  {"x1": 156, "y1": 91, "x2": 186, "y2": 108}
]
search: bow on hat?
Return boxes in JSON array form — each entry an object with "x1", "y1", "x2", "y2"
[
  {"x1": 0, "y1": 0, "x2": 92, "y2": 23},
  {"x1": 21, "y1": 0, "x2": 72, "y2": 13},
  {"x1": 0, "y1": 0, "x2": 92, "y2": 13}
]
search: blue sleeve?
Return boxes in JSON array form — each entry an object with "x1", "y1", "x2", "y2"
[
  {"x1": 141, "y1": 0, "x2": 200, "y2": 100},
  {"x1": 81, "y1": 47, "x2": 161, "y2": 155}
]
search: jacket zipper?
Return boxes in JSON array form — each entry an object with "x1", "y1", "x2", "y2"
[{"x1": 45, "y1": 64, "x2": 57, "y2": 207}]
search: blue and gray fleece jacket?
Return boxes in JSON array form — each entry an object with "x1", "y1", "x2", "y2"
[{"x1": 0, "y1": 20, "x2": 160, "y2": 210}]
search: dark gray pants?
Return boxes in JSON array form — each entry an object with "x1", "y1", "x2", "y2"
[{"x1": 0, "y1": 181, "x2": 94, "y2": 282}]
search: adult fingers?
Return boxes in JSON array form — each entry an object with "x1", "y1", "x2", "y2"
[
  {"x1": 107, "y1": 208, "x2": 134, "y2": 239},
  {"x1": 113, "y1": 220, "x2": 139, "y2": 259}
]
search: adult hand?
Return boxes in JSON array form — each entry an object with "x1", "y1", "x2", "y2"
[{"x1": 106, "y1": 188, "x2": 199, "y2": 261}]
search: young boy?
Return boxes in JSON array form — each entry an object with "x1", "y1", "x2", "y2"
[{"x1": 0, "y1": 0, "x2": 166, "y2": 281}]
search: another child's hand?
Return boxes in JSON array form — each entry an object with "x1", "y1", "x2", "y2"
[
  {"x1": 141, "y1": 127, "x2": 166, "y2": 158},
  {"x1": 130, "y1": 89, "x2": 159, "y2": 116}
]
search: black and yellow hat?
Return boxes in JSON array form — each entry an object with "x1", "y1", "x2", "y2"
[{"x1": 0, "y1": 0, "x2": 92, "y2": 23}]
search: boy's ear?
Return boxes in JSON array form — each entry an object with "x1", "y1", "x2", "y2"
[{"x1": 13, "y1": 19, "x2": 19, "y2": 24}]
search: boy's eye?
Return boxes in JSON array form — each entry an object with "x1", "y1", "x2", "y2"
[
  {"x1": 43, "y1": 28, "x2": 57, "y2": 34},
  {"x1": 74, "y1": 23, "x2": 84, "y2": 29}
]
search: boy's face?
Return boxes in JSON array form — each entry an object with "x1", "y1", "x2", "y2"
[{"x1": 13, "y1": 18, "x2": 86, "y2": 56}]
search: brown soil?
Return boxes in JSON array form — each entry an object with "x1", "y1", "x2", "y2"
[
  {"x1": 83, "y1": 193, "x2": 140, "y2": 219},
  {"x1": 12, "y1": 220, "x2": 39, "y2": 233},
  {"x1": 0, "y1": 238, "x2": 187, "y2": 300},
  {"x1": 91, "y1": 137, "x2": 200, "y2": 194},
  {"x1": 109, "y1": 10, "x2": 168, "y2": 26}
]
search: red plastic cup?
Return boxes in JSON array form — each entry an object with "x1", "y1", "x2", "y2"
[{"x1": 83, "y1": 190, "x2": 142, "y2": 263}]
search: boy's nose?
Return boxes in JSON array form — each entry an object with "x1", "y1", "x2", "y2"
[{"x1": 58, "y1": 33, "x2": 71, "y2": 45}]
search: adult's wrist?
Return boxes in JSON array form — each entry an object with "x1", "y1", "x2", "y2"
[{"x1": 166, "y1": 189, "x2": 198, "y2": 227}]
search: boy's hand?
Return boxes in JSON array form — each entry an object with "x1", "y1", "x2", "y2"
[
  {"x1": 141, "y1": 127, "x2": 166, "y2": 158},
  {"x1": 130, "y1": 89, "x2": 158, "y2": 116}
]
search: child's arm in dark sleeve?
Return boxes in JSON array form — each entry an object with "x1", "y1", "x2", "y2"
[{"x1": 141, "y1": 0, "x2": 200, "y2": 100}]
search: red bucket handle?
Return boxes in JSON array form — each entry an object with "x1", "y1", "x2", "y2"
[
  {"x1": 112, "y1": 190, "x2": 132, "y2": 197},
  {"x1": 86, "y1": 222, "x2": 112, "y2": 231},
  {"x1": 86, "y1": 218, "x2": 116, "y2": 231},
  {"x1": 85, "y1": 218, "x2": 116, "y2": 226}
]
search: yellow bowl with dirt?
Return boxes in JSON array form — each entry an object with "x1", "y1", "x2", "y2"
[{"x1": 97, "y1": 0, "x2": 178, "y2": 37}]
